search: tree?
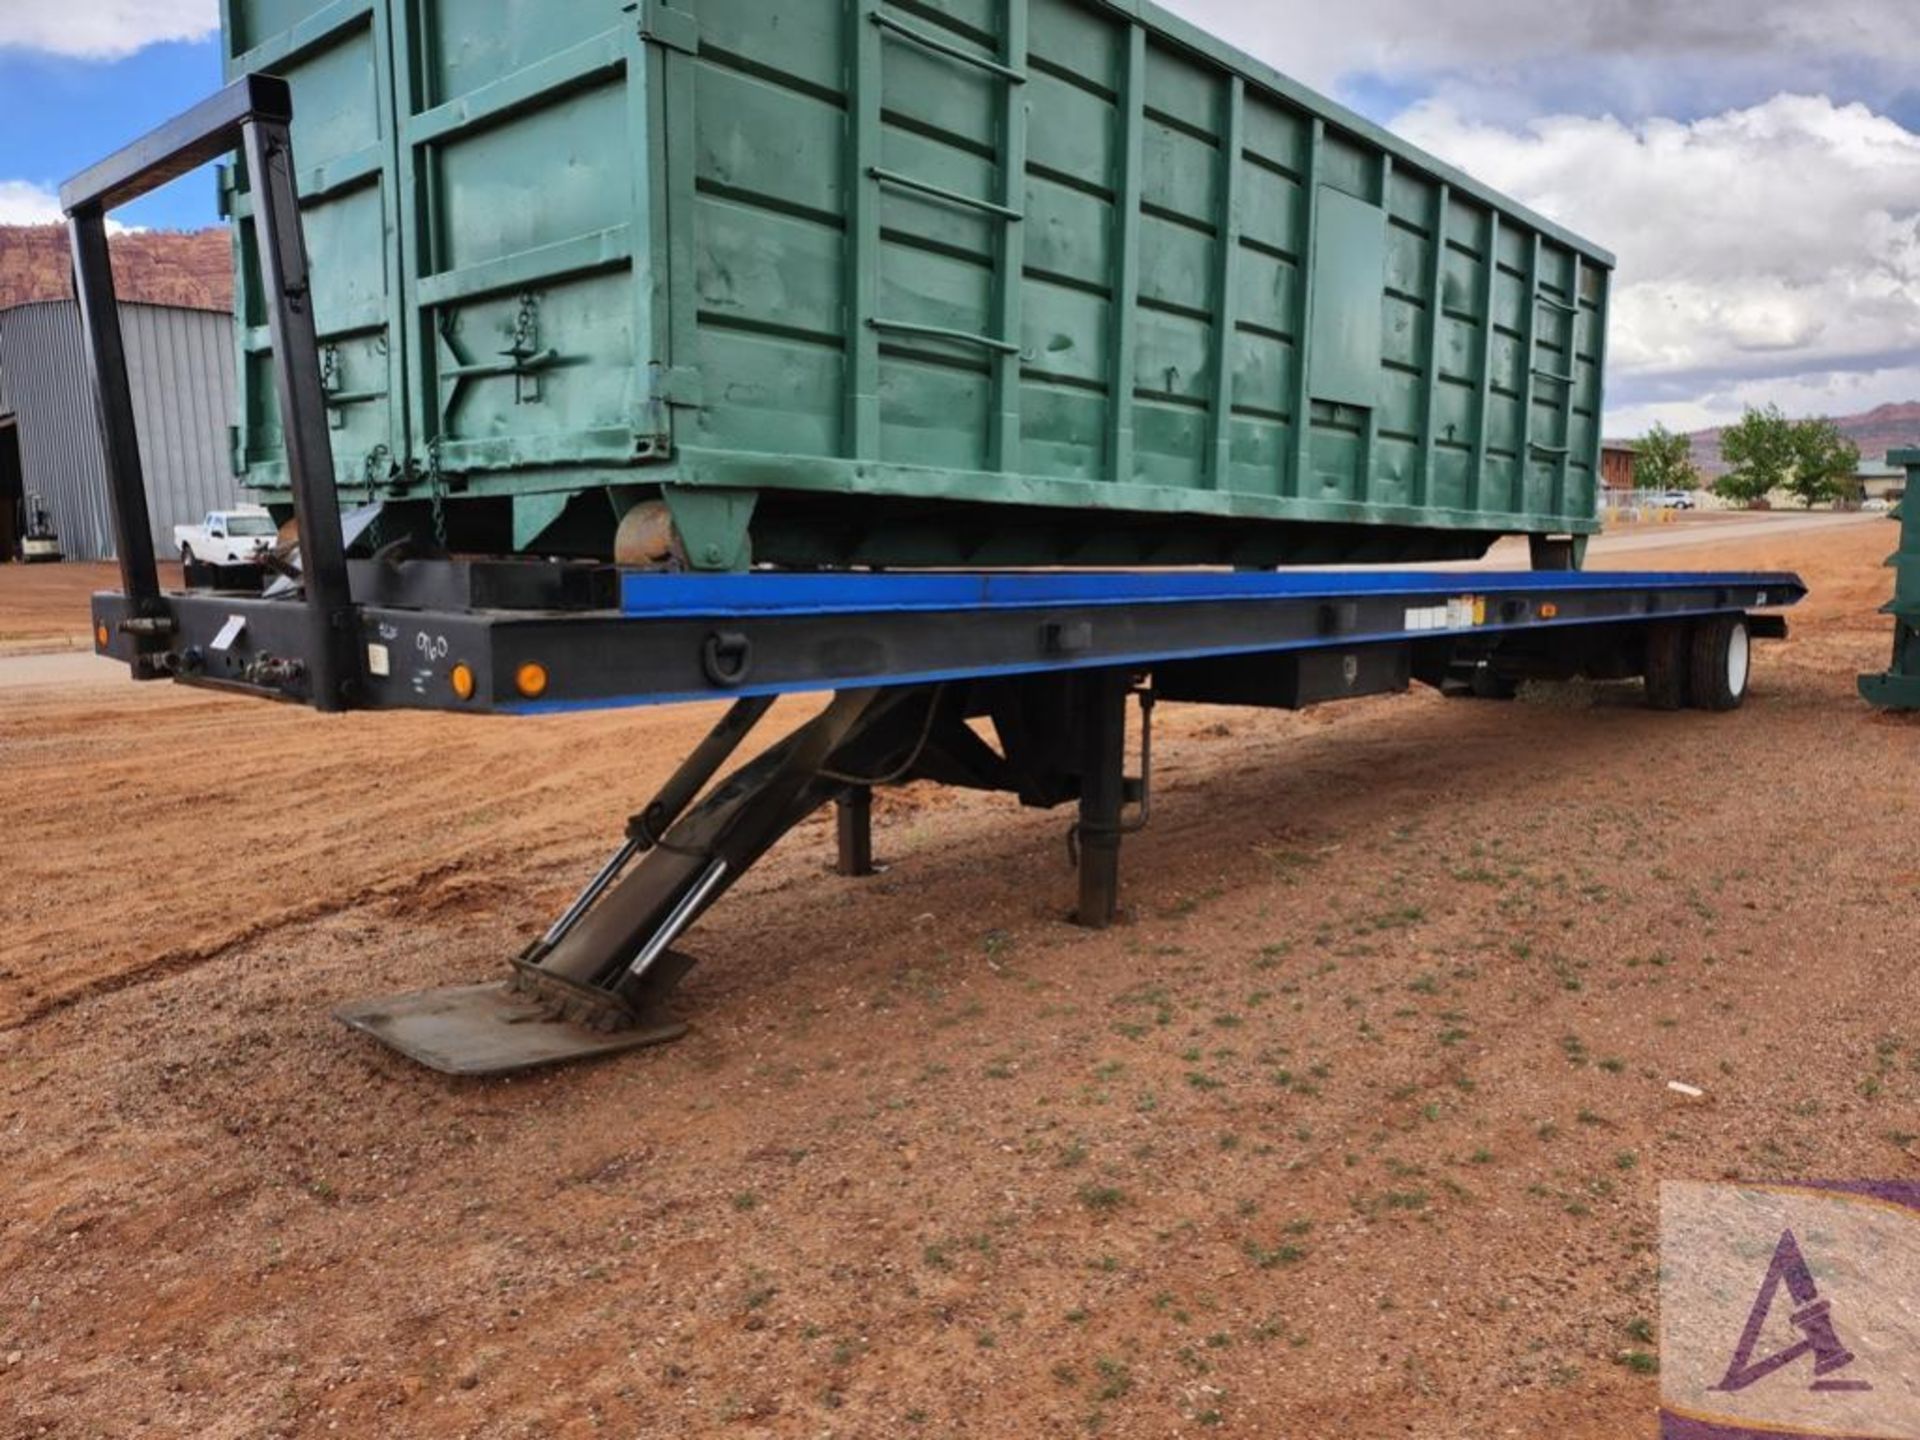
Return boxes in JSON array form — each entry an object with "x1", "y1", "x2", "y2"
[
  {"x1": 1714, "y1": 405, "x2": 1798, "y2": 507},
  {"x1": 1632, "y1": 423, "x2": 1701, "y2": 492},
  {"x1": 1785, "y1": 416, "x2": 1860, "y2": 509}
]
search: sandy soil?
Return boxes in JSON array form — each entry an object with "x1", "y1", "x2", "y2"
[
  {"x1": 1, "y1": 521, "x2": 1916, "y2": 1438},
  {"x1": 0, "y1": 563, "x2": 192, "y2": 654}
]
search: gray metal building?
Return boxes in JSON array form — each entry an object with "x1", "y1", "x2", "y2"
[{"x1": 0, "y1": 299, "x2": 238, "y2": 562}]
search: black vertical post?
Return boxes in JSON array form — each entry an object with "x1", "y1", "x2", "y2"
[
  {"x1": 835, "y1": 787, "x2": 875, "y2": 877},
  {"x1": 1073, "y1": 670, "x2": 1129, "y2": 928},
  {"x1": 1529, "y1": 534, "x2": 1580, "y2": 571},
  {"x1": 241, "y1": 117, "x2": 357, "y2": 711},
  {"x1": 69, "y1": 204, "x2": 164, "y2": 665}
]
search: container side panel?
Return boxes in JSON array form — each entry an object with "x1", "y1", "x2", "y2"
[
  {"x1": 396, "y1": 2, "x2": 653, "y2": 479},
  {"x1": 230, "y1": 0, "x2": 337, "y2": 55},
  {"x1": 220, "y1": 0, "x2": 1617, "y2": 557},
  {"x1": 226, "y1": 1, "x2": 405, "y2": 492},
  {"x1": 690, "y1": 194, "x2": 845, "y2": 459},
  {"x1": 413, "y1": 0, "x2": 613, "y2": 107},
  {"x1": 1572, "y1": 257, "x2": 1607, "y2": 515},
  {"x1": 682, "y1": 0, "x2": 1611, "y2": 539},
  {"x1": 1127, "y1": 34, "x2": 1227, "y2": 492},
  {"x1": 1227, "y1": 93, "x2": 1306, "y2": 498},
  {"x1": 867, "y1": 1, "x2": 1014, "y2": 473},
  {"x1": 911, "y1": 0, "x2": 1001, "y2": 37},
  {"x1": 1305, "y1": 187, "x2": 1385, "y2": 409},
  {"x1": 434, "y1": 88, "x2": 629, "y2": 272},
  {"x1": 679, "y1": 4, "x2": 849, "y2": 463},
  {"x1": 1019, "y1": 24, "x2": 1118, "y2": 483}
]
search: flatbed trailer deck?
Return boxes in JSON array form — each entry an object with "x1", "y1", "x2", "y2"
[
  {"x1": 66, "y1": 78, "x2": 1807, "y2": 1075},
  {"x1": 91, "y1": 564, "x2": 1802, "y2": 715}
]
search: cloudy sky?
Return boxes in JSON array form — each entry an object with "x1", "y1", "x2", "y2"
[{"x1": 5, "y1": 0, "x2": 1920, "y2": 434}]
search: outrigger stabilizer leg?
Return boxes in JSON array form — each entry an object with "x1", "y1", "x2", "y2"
[{"x1": 337, "y1": 673, "x2": 1152, "y2": 1075}]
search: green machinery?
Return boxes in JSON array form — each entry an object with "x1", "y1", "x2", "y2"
[
  {"x1": 1860, "y1": 449, "x2": 1920, "y2": 710},
  {"x1": 221, "y1": 0, "x2": 1612, "y2": 570}
]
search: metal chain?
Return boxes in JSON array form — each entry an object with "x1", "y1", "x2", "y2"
[
  {"x1": 363, "y1": 443, "x2": 389, "y2": 505},
  {"x1": 362, "y1": 443, "x2": 390, "y2": 550},
  {"x1": 426, "y1": 436, "x2": 449, "y2": 551},
  {"x1": 509, "y1": 293, "x2": 540, "y2": 405},
  {"x1": 511, "y1": 292, "x2": 538, "y2": 356}
]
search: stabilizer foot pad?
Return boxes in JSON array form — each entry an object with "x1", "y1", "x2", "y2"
[{"x1": 335, "y1": 982, "x2": 688, "y2": 1076}]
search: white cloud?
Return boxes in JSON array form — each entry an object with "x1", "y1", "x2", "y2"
[
  {"x1": 1390, "y1": 94, "x2": 1920, "y2": 430},
  {"x1": 0, "y1": 0, "x2": 216, "y2": 60},
  {"x1": 0, "y1": 180, "x2": 69, "y2": 225},
  {"x1": 0, "y1": 179, "x2": 138, "y2": 232},
  {"x1": 1609, "y1": 366, "x2": 1920, "y2": 438},
  {"x1": 1157, "y1": 0, "x2": 1920, "y2": 111}
]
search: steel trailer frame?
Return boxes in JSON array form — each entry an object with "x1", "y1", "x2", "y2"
[
  {"x1": 63, "y1": 75, "x2": 360, "y2": 712},
  {"x1": 68, "y1": 81, "x2": 1807, "y2": 1075}
]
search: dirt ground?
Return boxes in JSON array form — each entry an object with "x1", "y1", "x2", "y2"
[
  {"x1": 0, "y1": 563, "x2": 190, "y2": 655},
  {"x1": 2, "y1": 519, "x2": 1916, "y2": 1438}
]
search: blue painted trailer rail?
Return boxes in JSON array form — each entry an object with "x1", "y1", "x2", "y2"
[
  {"x1": 90, "y1": 563, "x2": 1806, "y2": 717},
  {"x1": 459, "y1": 565, "x2": 1811, "y2": 715},
  {"x1": 620, "y1": 568, "x2": 1804, "y2": 619}
]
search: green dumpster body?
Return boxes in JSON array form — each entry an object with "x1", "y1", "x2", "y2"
[
  {"x1": 1860, "y1": 449, "x2": 1920, "y2": 710},
  {"x1": 222, "y1": 0, "x2": 1614, "y2": 570}
]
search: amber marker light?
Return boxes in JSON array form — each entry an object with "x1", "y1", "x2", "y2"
[
  {"x1": 450, "y1": 662, "x2": 477, "y2": 702},
  {"x1": 1539, "y1": 603, "x2": 1560, "y2": 620},
  {"x1": 515, "y1": 662, "x2": 549, "y2": 699},
  {"x1": 95, "y1": 622, "x2": 110, "y2": 649}
]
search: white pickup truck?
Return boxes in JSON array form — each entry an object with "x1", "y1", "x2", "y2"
[{"x1": 174, "y1": 507, "x2": 277, "y2": 566}]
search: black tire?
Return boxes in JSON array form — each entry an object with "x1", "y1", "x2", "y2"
[
  {"x1": 1689, "y1": 614, "x2": 1751, "y2": 712},
  {"x1": 1469, "y1": 666, "x2": 1519, "y2": 701},
  {"x1": 1644, "y1": 621, "x2": 1690, "y2": 711},
  {"x1": 179, "y1": 545, "x2": 195, "y2": 566}
]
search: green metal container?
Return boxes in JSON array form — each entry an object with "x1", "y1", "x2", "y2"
[
  {"x1": 1860, "y1": 449, "x2": 1920, "y2": 710},
  {"x1": 222, "y1": 0, "x2": 1613, "y2": 569}
]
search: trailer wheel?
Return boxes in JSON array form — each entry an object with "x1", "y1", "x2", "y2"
[
  {"x1": 1469, "y1": 666, "x2": 1519, "y2": 700},
  {"x1": 1644, "y1": 621, "x2": 1690, "y2": 711},
  {"x1": 1689, "y1": 614, "x2": 1750, "y2": 712}
]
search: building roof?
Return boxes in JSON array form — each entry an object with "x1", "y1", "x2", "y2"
[{"x1": 0, "y1": 296, "x2": 233, "y2": 321}]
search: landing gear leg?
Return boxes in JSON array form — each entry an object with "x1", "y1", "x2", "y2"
[
  {"x1": 337, "y1": 670, "x2": 1159, "y2": 1074},
  {"x1": 337, "y1": 687, "x2": 937, "y2": 1074},
  {"x1": 1073, "y1": 671, "x2": 1130, "y2": 929},
  {"x1": 835, "y1": 787, "x2": 875, "y2": 877}
]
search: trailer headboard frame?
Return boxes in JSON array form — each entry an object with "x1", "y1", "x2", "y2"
[{"x1": 60, "y1": 75, "x2": 361, "y2": 711}]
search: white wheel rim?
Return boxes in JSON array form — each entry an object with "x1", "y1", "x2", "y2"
[{"x1": 1726, "y1": 622, "x2": 1750, "y2": 697}]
